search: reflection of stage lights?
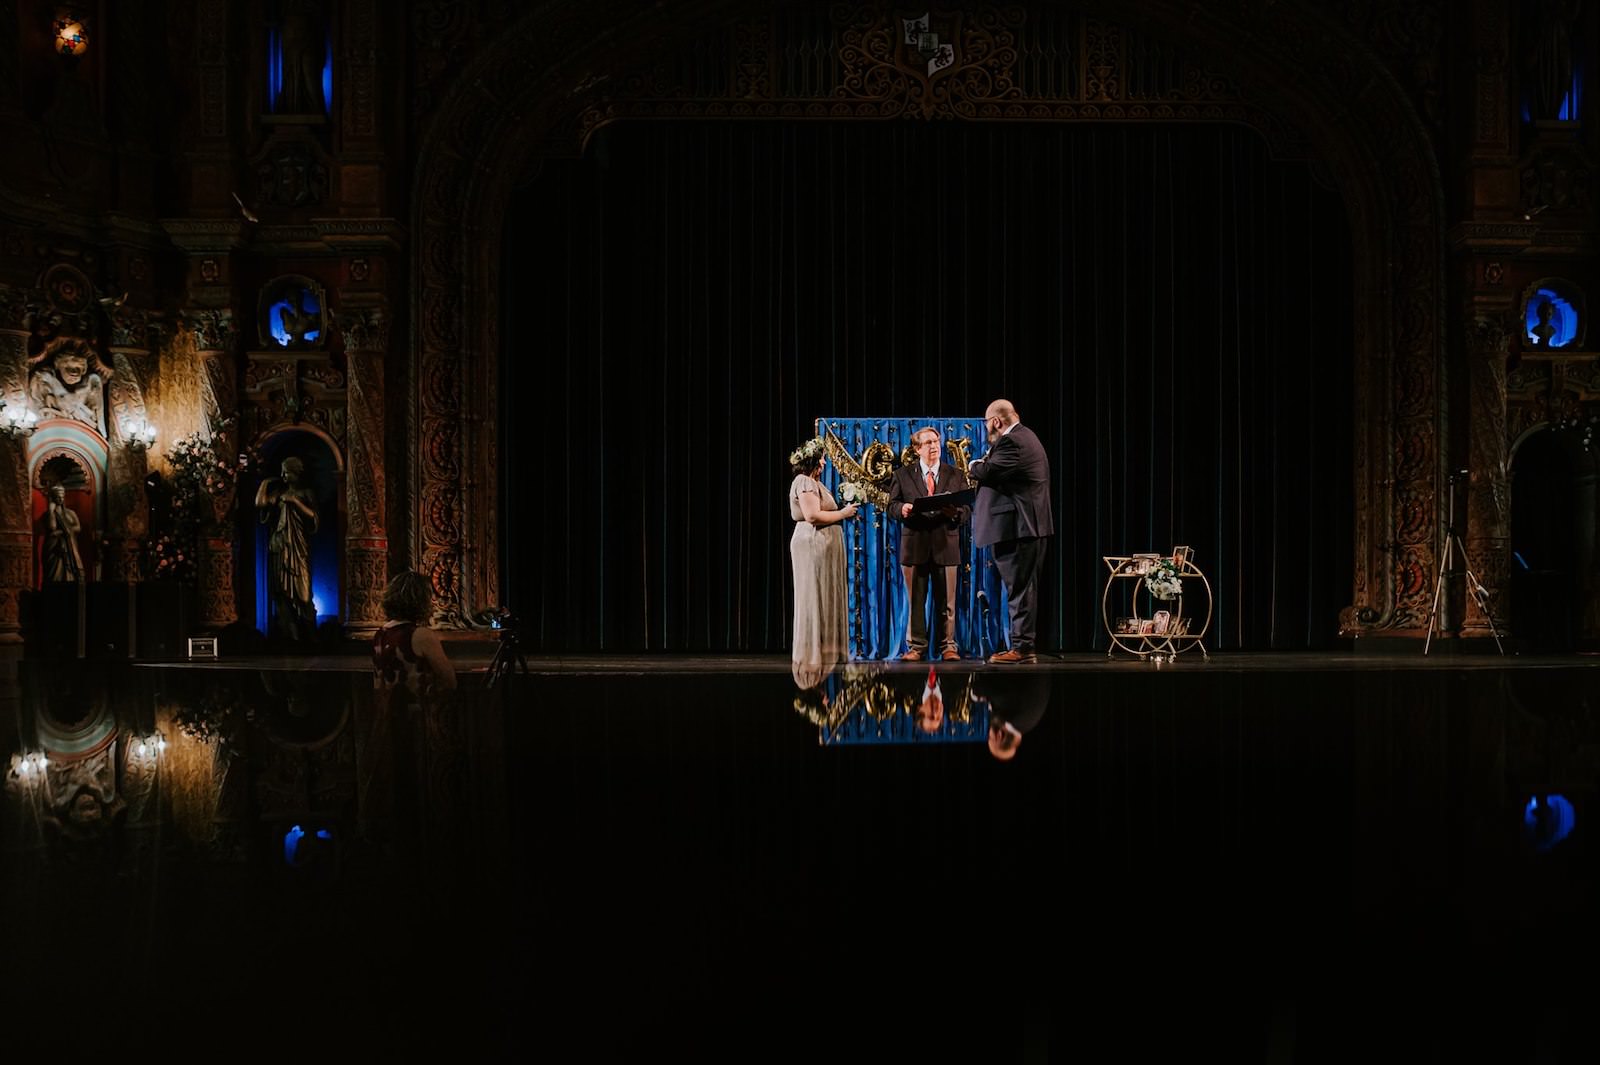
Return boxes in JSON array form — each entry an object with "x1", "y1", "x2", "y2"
[{"x1": 1522, "y1": 794, "x2": 1575, "y2": 852}]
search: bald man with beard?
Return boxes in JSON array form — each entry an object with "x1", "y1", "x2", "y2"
[{"x1": 968, "y1": 399, "x2": 1053, "y2": 663}]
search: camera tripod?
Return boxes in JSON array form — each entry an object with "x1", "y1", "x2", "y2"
[
  {"x1": 1423, "y1": 471, "x2": 1505, "y2": 656},
  {"x1": 487, "y1": 626, "x2": 528, "y2": 688}
]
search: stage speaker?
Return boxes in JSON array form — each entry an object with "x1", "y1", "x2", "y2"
[
  {"x1": 137, "y1": 581, "x2": 196, "y2": 659},
  {"x1": 86, "y1": 582, "x2": 136, "y2": 658}
]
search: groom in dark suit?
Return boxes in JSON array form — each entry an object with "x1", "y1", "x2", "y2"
[
  {"x1": 970, "y1": 399, "x2": 1053, "y2": 663},
  {"x1": 889, "y1": 426, "x2": 970, "y2": 661}
]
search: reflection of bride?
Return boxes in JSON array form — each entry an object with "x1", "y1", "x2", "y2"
[{"x1": 791, "y1": 657, "x2": 833, "y2": 691}]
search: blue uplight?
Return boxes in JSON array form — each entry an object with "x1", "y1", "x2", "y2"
[
  {"x1": 1522, "y1": 794, "x2": 1575, "y2": 852},
  {"x1": 1525, "y1": 288, "x2": 1578, "y2": 349},
  {"x1": 268, "y1": 292, "x2": 322, "y2": 346}
]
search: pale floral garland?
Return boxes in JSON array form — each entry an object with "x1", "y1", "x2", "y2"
[{"x1": 788, "y1": 436, "x2": 825, "y2": 469}]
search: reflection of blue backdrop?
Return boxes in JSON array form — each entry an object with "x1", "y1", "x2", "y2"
[
  {"x1": 249, "y1": 432, "x2": 342, "y2": 635},
  {"x1": 820, "y1": 417, "x2": 1009, "y2": 660},
  {"x1": 805, "y1": 667, "x2": 991, "y2": 745}
]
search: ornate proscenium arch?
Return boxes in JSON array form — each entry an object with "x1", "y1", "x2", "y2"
[{"x1": 411, "y1": 0, "x2": 1446, "y2": 635}]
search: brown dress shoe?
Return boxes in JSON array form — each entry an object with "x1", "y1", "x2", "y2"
[
  {"x1": 988, "y1": 649, "x2": 1037, "y2": 664},
  {"x1": 941, "y1": 649, "x2": 961, "y2": 661},
  {"x1": 899, "y1": 650, "x2": 924, "y2": 661}
]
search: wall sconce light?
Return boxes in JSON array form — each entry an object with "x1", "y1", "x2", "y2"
[
  {"x1": 132, "y1": 733, "x2": 167, "y2": 761},
  {"x1": 124, "y1": 418, "x2": 157, "y2": 451},
  {"x1": 10, "y1": 751, "x2": 49, "y2": 786},
  {"x1": 53, "y1": 9, "x2": 88, "y2": 58},
  {"x1": 0, "y1": 400, "x2": 39, "y2": 438}
]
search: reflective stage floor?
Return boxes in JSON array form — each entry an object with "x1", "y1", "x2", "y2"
[{"x1": 3, "y1": 650, "x2": 1597, "y2": 1062}]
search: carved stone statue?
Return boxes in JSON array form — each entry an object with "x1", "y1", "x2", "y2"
[
  {"x1": 42, "y1": 485, "x2": 84, "y2": 584},
  {"x1": 278, "y1": 293, "x2": 322, "y2": 347},
  {"x1": 27, "y1": 336, "x2": 109, "y2": 435},
  {"x1": 1530, "y1": 299, "x2": 1558, "y2": 348},
  {"x1": 256, "y1": 456, "x2": 319, "y2": 640},
  {"x1": 1525, "y1": 0, "x2": 1582, "y2": 121},
  {"x1": 278, "y1": 0, "x2": 326, "y2": 114}
]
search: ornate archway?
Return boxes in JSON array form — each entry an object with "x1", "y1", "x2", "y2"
[{"x1": 411, "y1": 1, "x2": 1446, "y2": 635}]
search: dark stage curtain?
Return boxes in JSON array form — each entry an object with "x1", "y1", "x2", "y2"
[{"x1": 501, "y1": 120, "x2": 1352, "y2": 652}]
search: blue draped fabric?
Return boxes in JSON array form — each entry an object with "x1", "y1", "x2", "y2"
[{"x1": 819, "y1": 416, "x2": 1010, "y2": 660}]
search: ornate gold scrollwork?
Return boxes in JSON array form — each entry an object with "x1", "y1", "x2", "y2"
[
  {"x1": 819, "y1": 424, "x2": 894, "y2": 507},
  {"x1": 947, "y1": 435, "x2": 975, "y2": 486}
]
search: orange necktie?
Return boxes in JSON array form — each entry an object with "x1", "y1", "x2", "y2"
[{"x1": 925, "y1": 470, "x2": 935, "y2": 495}]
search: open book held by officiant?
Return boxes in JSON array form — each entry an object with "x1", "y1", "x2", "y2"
[{"x1": 909, "y1": 486, "x2": 977, "y2": 515}]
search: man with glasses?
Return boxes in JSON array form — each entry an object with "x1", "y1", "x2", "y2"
[
  {"x1": 888, "y1": 426, "x2": 969, "y2": 661},
  {"x1": 969, "y1": 400, "x2": 1053, "y2": 663}
]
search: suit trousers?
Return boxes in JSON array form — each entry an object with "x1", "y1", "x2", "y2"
[
  {"x1": 902, "y1": 561, "x2": 957, "y2": 654},
  {"x1": 991, "y1": 536, "x2": 1047, "y2": 651}
]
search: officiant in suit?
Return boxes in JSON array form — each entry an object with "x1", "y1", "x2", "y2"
[{"x1": 889, "y1": 426, "x2": 970, "y2": 661}]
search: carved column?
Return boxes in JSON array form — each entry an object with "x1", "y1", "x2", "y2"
[
  {"x1": 187, "y1": 310, "x2": 240, "y2": 630},
  {"x1": 339, "y1": 303, "x2": 389, "y2": 636},
  {"x1": 103, "y1": 310, "x2": 158, "y2": 581},
  {"x1": 0, "y1": 287, "x2": 33, "y2": 644},
  {"x1": 1462, "y1": 312, "x2": 1513, "y2": 638}
]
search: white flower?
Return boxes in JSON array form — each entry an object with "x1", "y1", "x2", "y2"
[
  {"x1": 1146, "y1": 558, "x2": 1183, "y2": 600},
  {"x1": 789, "y1": 436, "x2": 825, "y2": 468}
]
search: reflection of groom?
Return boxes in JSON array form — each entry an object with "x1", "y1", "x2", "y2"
[
  {"x1": 889, "y1": 426, "x2": 969, "y2": 661},
  {"x1": 975, "y1": 673, "x2": 1050, "y2": 761}
]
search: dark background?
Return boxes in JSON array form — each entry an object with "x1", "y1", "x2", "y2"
[{"x1": 502, "y1": 120, "x2": 1353, "y2": 653}]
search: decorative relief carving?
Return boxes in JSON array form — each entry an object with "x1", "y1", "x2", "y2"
[
  {"x1": 197, "y1": 0, "x2": 229, "y2": 139},
  {"x1": 253, "y1": 139, "x2": 331, "y2": 209},
  {"x1": 345, "y1": 544, "x2": 387, "y2": 629},
  {"x1": 183, "y1": 308, "x2": 237, "y2": 353},
  {"x1": 345, "y1": 350, "x2": 385, "y2": 539},
  {"x1": 1472, "y1": 0, "x2": 1509, "y2": 146},
  {"x1": 0, "y1": 534, "x2": 30, "y2": 641},
  {"x1": 1520, "y1": 146, "x2": 1594, "y2": 214},
  {"x1": 344, "y1": 0, "x2": 380, "y2": 138},
  {"x1": 733, "y1": 17, "x2": 772, "y2": 98},
  {"x1": 337, "y1": 306, "x2": 389, "y2": 353},
  {"x1": 198, "y1": 536, "x2": 236, "y2": 628},
  {"x1": 1084, "y1": 17, "x2": 1121, "y2": 101},
  {"x1": 571, "y1": 6, "x2": 1306, "y2": 158}
]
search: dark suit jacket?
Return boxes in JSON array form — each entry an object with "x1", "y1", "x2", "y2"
[
  {"x1": 887, "y1": 461, "x2": 969, "y2": 566},
  {"x1": 971, "y1": 423, "x2": 1054, "y2": 549}
]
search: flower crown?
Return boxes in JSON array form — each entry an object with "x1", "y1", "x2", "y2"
[{"x1": 788, "y1": 436, "x2": 825, "y2": 467}]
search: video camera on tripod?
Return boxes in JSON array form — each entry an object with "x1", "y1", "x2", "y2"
[{"x1": 473, "y1": 606, "x2": 529, "y2": 687}]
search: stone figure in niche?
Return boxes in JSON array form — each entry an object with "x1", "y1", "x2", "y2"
[
  {"x1": 1525, "y1": 0, "x2": 1582, "y2": 121},
  {"x1": 1530, "y1": 299, "x2": 1558, "y2": 348},
  {"x1": 278, "y1": 0, "x2": 326, "y2": 114},
  {"x1": 279, "y1": 291, "x2": 322, "y2": 347},
  {"x1": 28, "y1": 336, "x2": 109, "y2": 435},
  {"x1": 42, "y1": 484, "x2": 85, "y2": 584},
  {"x1": 256, "y1": 456, "x2": 319, "y2": 641}
]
